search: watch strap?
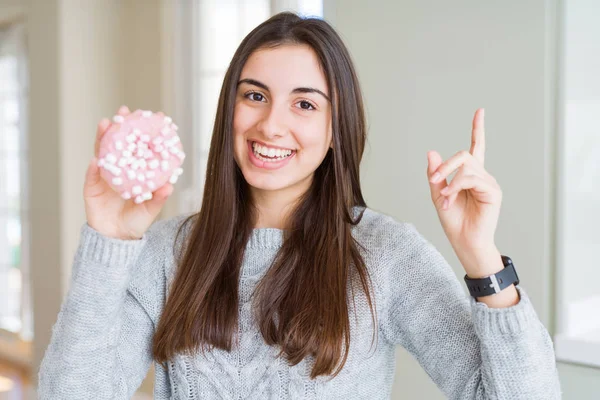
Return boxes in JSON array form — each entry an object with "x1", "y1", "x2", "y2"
[{"x1": 464, "y1": 255, "x2": 520, "y2": 297}]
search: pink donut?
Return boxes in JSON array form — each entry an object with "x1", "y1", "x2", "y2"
[{"x1": 97, "y1": 109, "x2": 185, "y2": 204}]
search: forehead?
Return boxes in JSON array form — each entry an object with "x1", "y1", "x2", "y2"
[{"x1": 240, "y1": 44, "x2": 328, "y2": 94}]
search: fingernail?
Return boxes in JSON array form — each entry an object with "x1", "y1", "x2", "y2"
[
  {"x1": 431, "y1": 172, "x2": 441, "y2": 183},
  {"x1": 440, "y1": 186, "x2": 449, "y2": 195}
]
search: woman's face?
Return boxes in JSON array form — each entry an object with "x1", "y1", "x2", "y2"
[{"x1": 233, "y1": 44, "x2": 332, "y2": 196}]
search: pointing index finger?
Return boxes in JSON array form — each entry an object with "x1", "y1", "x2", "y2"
[{"x1": 470, "y1": 108, "x2": 486, "y2": 165}]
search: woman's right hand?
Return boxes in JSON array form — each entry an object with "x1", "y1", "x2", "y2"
[{"x1": 84, "y1": 106, "x2": 174, "y2": 240}]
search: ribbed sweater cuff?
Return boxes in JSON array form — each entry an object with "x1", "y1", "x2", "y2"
[
  {"x1": 470, "y1": 285, "x2": 540, "y2": 337},
  {"x1": 76, "y1": 222, "x2": 148, "y2": 267}
]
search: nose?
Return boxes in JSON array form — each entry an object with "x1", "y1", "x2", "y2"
[{"x1": 255, "y1": 102, "x2": 288, "y2": 140}]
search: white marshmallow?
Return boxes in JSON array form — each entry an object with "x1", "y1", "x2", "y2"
[
  {"x1": 113, "y1": 115, "x2": 124, "y2": 123},
  {"x1": 127, "y1": 170, "x2": 136, "y2": 180},
  {"x1": 161, "y1": 150, "x2": 170, "y2": 159},
  {"x1": 143, "y1": 150, "x2": 153, "y2": 159},
  {"x1": 115, "y1": 141, "x2": 123, "y2": 150},
  {"x1": 127, "y1": 143, "x2": 136, "y2": 151},
  {"x1": 97, "y1": 158, "x2": 105, "y2": 168},
  {"x1": 118, "y1": 158, "x2": 128, "y2": 167},
  {"x1": 142, "y1": 192, "x2": 153, "y2": 200},
  {"x1": 176, "y1": 152, "x2": 186, "y2": 160},
  {"x1": 112, "y1": 177, "x2": 123, "y2": 185},
  {"x1": 146, "y1": 180, "x2": 156, "y2": 190},
  {"x1": 164, "y1": 116, "x2": 172, "y2": 124},
  {"x1": 154, "y1": 144, "x2": 164, "y2": 153},
  {"x1": 105, "y1": 153, "x2": 117, "y2": 164},
  {"x1": 122, "y1": 191, "x2": 131, "y2": 200},
  {"x1": 161, "y1": 160, "x2": 169, "y2": 171},
  {"x1": 132, "y1": 185, "x2": 142, "y2": 195},
  {"x1": 142, "y1": 110, "x2": 152, "y2": 117},
  {"x1": 122, "y1": 150, "x2": 132, "y2": 158},
  {"x1": 138, "y1": 159, "x2": 147, "y2": 169},
  {"x1": 132, "y1": 128, "x2": 142, "y2": 136},
  {"x1": 136, "y1": 149, "x2": 145, "y2": 158},
  {"x1": 148, "y1": 159, "x2": 159, "y2": 170},
  {"x1": 152, "y1": 136, "x2": 164, "y2": 145},
  {"x1": 134, "y1": 195, "x2": 144, "y2": 204},
  {"x1": 125, "y1": 134, "x2": 136, "y2": 143},
  {"x1": 140, "y1": 134, "x2": 150, "y2": 142},
  {"x1": 169, "y1": 174, "x2": 178, "y2": 184},
  {"x1": 161, "y1": 127, "x2": 171, "y2": 136},
  {"x1": 137, "y1": 174, "x2": 145, "y2": 182},
  {"x1": 146, "y1": 170, "x2": 156, "y2": 179},
  {"x1": 175, "y1": 167, "x2": 183, "y2": 176},
  {"x1": 171, "y1": 123, "x2": 178, "y2": 131}
]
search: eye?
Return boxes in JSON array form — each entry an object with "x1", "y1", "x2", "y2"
[
  {"x1": 244, "y1": 91, "x2": 266, "y2": 102},
  {"x1": 296, "y1": 100, "x2": 316, "y2": 111}
]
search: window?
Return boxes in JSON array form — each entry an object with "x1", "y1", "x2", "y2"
[
  {"x1": 0, "y1": 22, "x2": 32, "y2": 342},
  {"x1": 554, "y1": 0, "x2": 600, "y2": 368},
  {"x1": 177, "y1": 0, "x2": 323, "y2": 214}
]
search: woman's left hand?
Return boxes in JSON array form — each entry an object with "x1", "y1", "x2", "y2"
[{"x1": 426, "y1": 109, "x2": 503, "y2": 262}]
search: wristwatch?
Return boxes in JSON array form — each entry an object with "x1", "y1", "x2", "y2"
[{"x1": 463, "y1": 255, "x2": 519, "y2": 297}]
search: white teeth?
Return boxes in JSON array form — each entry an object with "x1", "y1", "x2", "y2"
[{"x1": 251, "y1": 142, "x2": 293, "y2": 160}]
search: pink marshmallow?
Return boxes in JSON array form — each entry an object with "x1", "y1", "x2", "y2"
[{"x1": 97, "y1": 109, "x2": 185, "y2": 204}]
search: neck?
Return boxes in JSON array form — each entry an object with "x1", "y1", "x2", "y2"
[{"x1": 250, "y1": 177, "x2": 311, "y2": 229}]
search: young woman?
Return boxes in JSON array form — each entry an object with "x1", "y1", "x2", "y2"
[{"x1": 38, "y1": 12, "x2": 562, "y2": 399}]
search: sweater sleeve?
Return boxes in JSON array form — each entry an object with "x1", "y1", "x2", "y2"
[
  {"x1": 378, "y1": 222, "x2": 562, "y2": 399},
  {"x1": 37, "y1": 220, "x2": 166, "y2": 399}
]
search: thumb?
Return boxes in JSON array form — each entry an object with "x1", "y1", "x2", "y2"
[
  {"x1": 144, "y1": 183, "x2": 174, "y2": 217},
  {"x1": 427, "y1": 151, "x2": 447, "y2": 197}
]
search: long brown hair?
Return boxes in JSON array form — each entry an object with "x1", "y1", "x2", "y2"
[{"x1": 152, "y1": 11, "x2": 375, "y2": 380}]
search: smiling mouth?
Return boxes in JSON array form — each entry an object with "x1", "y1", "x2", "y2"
[{"x1": 250, "y1": 141, "x2": 296, "y2": 162}]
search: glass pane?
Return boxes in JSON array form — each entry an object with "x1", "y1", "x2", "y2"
[
  {"x1": 0, "y1": 155, "x2": 21, "y2": 210},
  {"x1": 199, "y1": 0, "x2": 241, "y2": 72},
  {"x1": 3, "y1": 98, "x2": 19, "y2": 124},
  {"x1": 198, "y1": 73, "x2": 225, "y2": 153},
  {"x1": 240, "y1": 0, "x2": 270, "y2": 36},
  {"x1": 0, "y1": 212, "x2": 22, "y2": 333},
  {"x1": 0, "y1": 123, "x2": 20, "y2": 152},
  {"x1": 0, "y1": 56, "x2": 18, "y2": 92}
]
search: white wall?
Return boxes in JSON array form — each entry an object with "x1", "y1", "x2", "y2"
[{"x1": 324, "y1": 0, "x2": 600, "y2": 398}]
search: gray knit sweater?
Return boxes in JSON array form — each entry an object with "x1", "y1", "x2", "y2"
[{"x1": 38, "y1": 206, "x2": 562, "y2": 399}]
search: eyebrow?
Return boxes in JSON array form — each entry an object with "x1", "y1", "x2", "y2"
[{"x1": 237, "y1": 78, "x2": 331, "y2": 102}]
